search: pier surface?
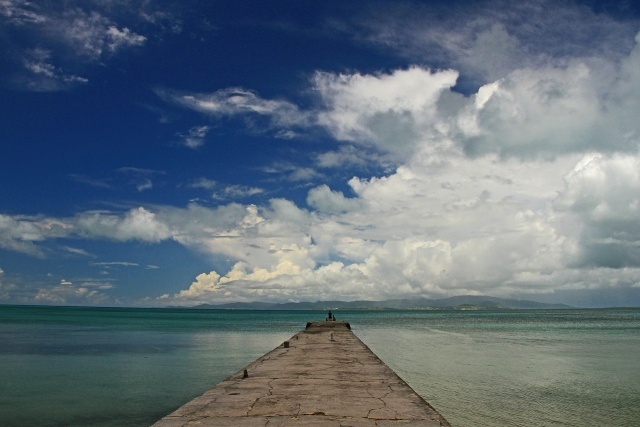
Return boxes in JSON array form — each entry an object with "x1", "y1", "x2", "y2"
[{"x1": 152, "y1": 321, "x2": 450, "y2": 426}]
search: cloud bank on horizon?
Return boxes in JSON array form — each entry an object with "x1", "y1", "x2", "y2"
[{"x1": 1, "y1": 0, "x2": 640, "y2": 307}]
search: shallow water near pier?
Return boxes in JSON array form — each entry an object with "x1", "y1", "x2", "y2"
[{"x1": 1, "y1": 306, "x2": 639, "y2": 426}]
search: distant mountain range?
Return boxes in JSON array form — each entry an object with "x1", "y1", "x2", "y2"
[{"x1": 192, "y1": 295, "x2": 572, "y2": 310}]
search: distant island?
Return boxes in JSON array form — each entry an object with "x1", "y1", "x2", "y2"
[{"x1": 191, "y1": 295, "x2": 572, "y2": 310}]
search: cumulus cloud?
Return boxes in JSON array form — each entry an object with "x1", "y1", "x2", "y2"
[
  {"x1": 176, "y1": 255, "x2": 306, "y2": 302},
  {"x1": 148, "y1": 151, "x2": 576, "y2": 305},
  {"x1": 0, "y1": 214, "x2": 71, "y2": 256},
  {"x1": 8, "y1": 55, "x2": 640, "y2": 305},
  {"x1": 313, "y1": 66, "x2": 459, "y2": 160},
  {"x1": 5, "y1": 207, "x2": 172, "y2": 257},
  {"x1": 155, "y1": 42, "x2": 640, "y2": 304},
  {"x1": 0, "y1": 214, "x2": 47, "y2": 256},
  {"x1": 76, "y1": 207, "x2": 171, "y2": 242},
  {"x1": 307, "y1": 185, "x2": 363, "y2": 214},
  {"x1": 0, "y1": 210, "x2": 152, "y2": 255},
  {"x1": 164, "y1": 32, "x2": 640, "y2": 164},
  {"x1": 348, "y1": 0, "x2": 639, "y2": 86},
  {"x1": 7, "y1": 44, "x2": 640, "y2": 305},
  {"x1": 4, "y1": 2, "x2": 640, "y2": 306},
  {"x1": 453, "y1": 59, "x2": 640, "y2": 159},
  {"x1": 2, "y1": 151, "x2": 638, "y2": 306},
  {"x1": 556, "y1": 153, "x2": 640, "y2": 268},
  {"x1": 311, "y1": 43, "x2": 640, "y2": 163}
]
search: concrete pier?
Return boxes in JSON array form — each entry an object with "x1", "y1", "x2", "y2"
[{"x1": 152, "y1": 321, "x2": 450, "y2": 426}]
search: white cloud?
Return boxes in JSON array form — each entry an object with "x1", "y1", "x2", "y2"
[
  {"x1": 69, "y1": 173, "x2": 112, "y2": 189},
  {"x1": 179, "y1": 125, "x2": 211, "y2": 149},
  {"x1": 3, "y1": 2, "x2": 150, "y2": 90},
  {"x1": 349, "y1": 0, "x2": 639, "y2": 86},
  {"x1": 0, "y1": 265, "x2": 115, "y2": 304},
  {"x1": 211, "y1": 184, "x2": 265, "y2": 201},
  {"x1": 555, "y1": 153, "x2": 640, "y2": 268},
  {"x1": 314, "y1": 66, "x2": 459, "y2": 160},
  {"x1": 2, "y1": 147, "x2": 638, "y2": 306},
  {"x1": 6, "y1": 49, "x2": 640, "y2": 305},
  {"x1": 57, "y1": 9, "x2": 146, "y2": 59},
  {"x1": 63, "y1": 10, "x2": 114, "y2": 58},
  {"x1": 91, "y1": 262, "x2": 140, "y2": 267},
  {"x1": 311, "y1": 42, "x2": 640, "y2": 162},
  {"x1": 307, "y1": 185, "x2": 363, "y2": 214},
  {"x1": 5, "y1": 138, "x2": 634, "y2": 306},
  {"x1": 34, "y1": 279, "x2": 111, "y2": 305},
  {"x1": 176, "y1": 255, "x2": 305, "y2": 302},
  {"x1": 116, "y1": 167, "x2": 162, "y2": 192},
  {"x1": 106, "y1": 25, "x2": 146, "y2": 52},
  {"x1": 0, "y1": 0, "x2": 46, "y2": 25},
  {"x1": 275, "y1": 129, "x2": 298, "y2": 139},
  {"x1": 76, "y1": 207, "x2": 171, "y2": 243},
  {"x1": 286, "y1": 167, "x2": 323, "y2": 182},
  {"x1": 20, "y1": 48, "x2": 88, "y2": 91},
  {"x1": 61, "y1": 246, "x2": 92, "y2": 257},
  {"x1": 185, "y1": 180, "x2": 265, "y2": 202},
  {"x1": 4, "y1": 2, "x2": 640, "y2": 305},
  {"x1": 453, "y1": 61, "x2": 630, "y2": 159},
  {"x1": 0, "y1": 267, "x2": 18, "y2": 301},
  {"x1": 316, "y1": 145, "x2": 390, "y2": 170},
  {"x1": 260, "y1": 162, "x2": 325, "y2": 183},
  {"x1": 157, "y1": 202, "x2": 316, "y2": 281},
  {"x1": 160, "y1": 182, "x2": 569, "y2": 304},
  {"x1": 0, "y1": 214, "x2": 46, "y2": 256},
  {"x1": 157, "y1": 131, "x2": 636, "y2": 305},
  {"x1": 164, "y1": 31, "x2": 640, "y2": 166},
  {"x1": 189, "y1": 177, "x2": 217, "y2": 190},
  {"x1": 158, "y1": 87, "x2": 310, "y2": 133},
  {"x1": 0, "y1": 214, "x2": 71, "y2": 256}
]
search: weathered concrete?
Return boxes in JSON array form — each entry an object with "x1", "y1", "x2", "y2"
[{"x1": 152, "y1": 321, "x2": 450, "y2": 426}]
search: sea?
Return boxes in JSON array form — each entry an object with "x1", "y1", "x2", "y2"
[{"x1": 0, "y1": 306, "x2": 639, "y2": 427}]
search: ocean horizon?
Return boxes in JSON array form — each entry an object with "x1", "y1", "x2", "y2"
[{"x1": 1, "y1": 305, "x2": 639, "y2": 426}]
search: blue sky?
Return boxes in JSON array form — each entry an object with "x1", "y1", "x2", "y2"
[{"x1": 2, "y1": 0, "x2": 640, "y2": 307}]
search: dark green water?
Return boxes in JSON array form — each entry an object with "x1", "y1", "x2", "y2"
[{"x1": 1, "y1": 306, "x2": 639, "y2": 426}]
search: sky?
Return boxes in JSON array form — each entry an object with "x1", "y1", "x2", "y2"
[{"x1": 1, "y1": 0, "x2": 640, "y2": 308}]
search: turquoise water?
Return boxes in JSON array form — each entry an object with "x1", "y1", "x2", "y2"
[{"x1": 1, "y1": 306, "x2": 639, "y2": 426}]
